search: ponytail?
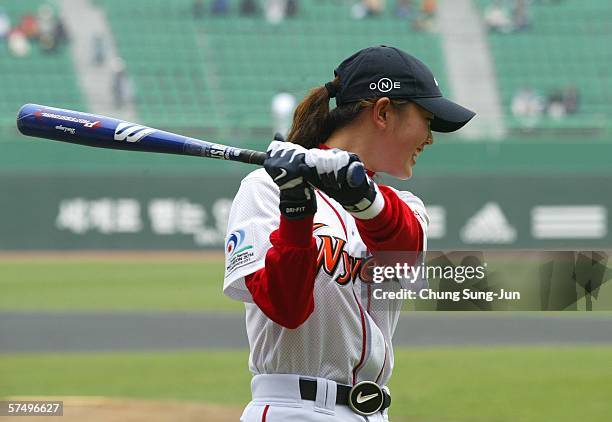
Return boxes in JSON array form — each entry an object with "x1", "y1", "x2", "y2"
[
  {"x1": 286, "y1": 77, "x2": 339, "y2": 148},
  {"x1": 287, "y1": 77, "x2": 408, "y2": 148}
]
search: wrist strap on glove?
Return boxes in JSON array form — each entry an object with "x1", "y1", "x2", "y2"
[{"x1": 279, "y1": 185, "x2": 317, "y2": 220}]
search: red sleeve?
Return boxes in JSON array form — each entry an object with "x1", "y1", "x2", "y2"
[
  {"x1": 355, "y1": 185, "x2": 423, "y2": 253},
  {"x1": 244, "y1": 215, "x2": 318, "y2": 329}
]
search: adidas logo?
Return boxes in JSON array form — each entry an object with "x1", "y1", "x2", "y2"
[{"x1": 460, "y1": 202, "x2": 516, "y2": 244}]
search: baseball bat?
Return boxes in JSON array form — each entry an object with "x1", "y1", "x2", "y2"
[
  {"x1": 16, "y1": 103, "x2": 267, "y2": 165},
  {"x1": 16, "y1": 104, "x2": 366, "y2": 187}
]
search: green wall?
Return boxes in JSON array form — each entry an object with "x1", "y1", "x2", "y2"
[{"x1": 0, "y1": 171, "x2": 609, "y2": 250}]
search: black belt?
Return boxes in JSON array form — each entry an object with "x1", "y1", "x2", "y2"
[{"x1": 299, "y1": 378, "x2": 391, "y2": 416}]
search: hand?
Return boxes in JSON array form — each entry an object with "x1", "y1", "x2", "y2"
[
  {"x1": 264, "y1": 135, "x2": 317, "y2": 219},
  {"x1": 304, "y1": 148, "x2": 381, "y2": 217}
]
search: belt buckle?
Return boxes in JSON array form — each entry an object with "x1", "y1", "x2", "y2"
[{"x1": 348, "y1": 381, "x2": 384, "y2": 416}]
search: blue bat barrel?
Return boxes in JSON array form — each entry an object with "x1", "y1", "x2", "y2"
[
  {"x1": 16, "y1": 104, "x2": 266, "y2": 164},
  {"x1": 17, "y1": 103, "x2": 199, "y2": 155}
]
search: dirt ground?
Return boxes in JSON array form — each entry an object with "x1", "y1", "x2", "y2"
[{"x1": 0, "y1": 397, "x2": 243, "y2": 422}]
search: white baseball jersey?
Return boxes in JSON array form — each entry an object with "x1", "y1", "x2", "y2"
[{"x1": 224, "y1": 168, "x2": 428, "y2": 386}]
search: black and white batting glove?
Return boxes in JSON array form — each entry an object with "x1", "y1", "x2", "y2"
[
  {"x1": 305, "y1": 148, "x2": 385, "y2": 219},
  {"x1": 264, "y1": 136, "x2": 317, "y2": 220}
]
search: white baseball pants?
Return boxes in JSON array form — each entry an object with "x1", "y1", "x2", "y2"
[{"x1": 240, "y1": 374, "x2": 389, "y2": 422}]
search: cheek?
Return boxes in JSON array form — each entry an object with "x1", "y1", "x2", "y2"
[
  {"x1": 403, "y1": 130, "x2": 422, "y2": 154},
  {"x1": 394, "y1": 137, "x2": 413, "y2": 162},
  {"x1": 392, "y1": 140, "x2": 416, "y2": 178},
  {"x1": 393, "y1": 124, "x2": 415, "y2": 149}
]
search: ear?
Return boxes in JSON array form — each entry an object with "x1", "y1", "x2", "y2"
[{"x1": 371, "y1": 97, "x2": 392, "y2": 130}]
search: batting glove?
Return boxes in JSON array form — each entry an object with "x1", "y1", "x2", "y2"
[
  {"x1": 305, "y1": 148, "x2": 384, "y2": 219},
  {"x1": 264, "y1": 135, "x2": 317, "y2": 220}
]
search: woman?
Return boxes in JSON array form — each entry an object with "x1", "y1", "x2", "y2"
[{"x1": 224, "y1": 45, "x2": 475, "y2": 421}]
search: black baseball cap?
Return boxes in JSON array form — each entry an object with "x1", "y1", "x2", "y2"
[{"x1": 330, "y1": 45, "x2": 476, "y2": 133}]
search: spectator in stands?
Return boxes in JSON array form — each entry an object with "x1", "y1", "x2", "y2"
[
  {"x1": 413, "y1": 0, "x2": 436, "y2": 31},
  {"x1": 421, "y1": 0, "x2": 436, "y2": 18},
  {"x1": 0, "y1": 8, "x2": 11, "y2": 41},
  {"x1": 38, "y1": 5, "x2": 59, "y2": 52},
  {"x1": 240, "y1": 0, "x2": 259, "y2": 16},
  {"x1": 562, "y1": 86, "x2": 579, "y2": 115},
  {"x1": 395, "y1": 0, "x2": 415, "y2": 20},
  {"x1": 286, "y1": 0, "x2": 299, "y2": 17},
  {"x1": 211, "y1": 0, "x2": 231, "y2": 16},
  {"x1": 350, "y1": 2, "x2": 367, "y2": 19},
  {"x1": 352, "y1": 0, "x2": 385, "y2": 19},
  {"x1": 484, "y1": 0, "x2": 512, "y2": 33},
  {"x1": 511, "y1": 87, "x2": 544, "y2": 128},
  {"x1": 111, "y1": 57, "x2": 134, "y2": 109},
  {"x1": 192, "y1": 0, "x2": 205, "y2": 19},
  {"x1": 264, "y1": 0, "x2": 287, "y2": 25},
  {"x1": 511, "y1": 0, "x2": 530, "y2": 32},
  {"x1": 19, "y1": 13, "x2": 39, "y2": 40},
  {"x1": 546, "y1": 85, "x2": 579, "y2": 119},
  {"x1": 92, "y1": 34, "x2": 107, "y2": 66},
  {"x1": 54, "y1": 17, "x2": 68, "y2": 45},
  {"x1": 271, "y1": 90, "x2": 296, "y2": 138},
  {"x1": 37, "y1": 5, "x2": 54, "y2": 37},
  {"x1": 8, "y1": 29, "x2": 31, "y2": 58},
  {"x1": 364, "y1": 0, "x2": 385, "y2": 16}
]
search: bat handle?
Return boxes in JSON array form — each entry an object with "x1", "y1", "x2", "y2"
[
  {"x1": 234, "y1": 146, "x2": 366, "y2": 188},
  {"x1": 235, "y1": 149, "x2": 266, "y2": 165},
  {"x1": 247, "y1": 150, "x2": 267, "y2": 165},
  {"x1": 347, "y1": 161, "x2": 367, "y2": 188}
]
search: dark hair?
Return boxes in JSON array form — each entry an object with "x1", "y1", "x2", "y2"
[{"x1": 286, "y1": 77, "x2": 409, "y2": 148}]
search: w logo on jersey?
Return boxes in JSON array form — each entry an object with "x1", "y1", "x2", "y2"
[
  {"x1": 316, "y1": 234, "x2": 374, "y2": 285},
  {"x1": 114, "y1": 122, "x2": 156, "y2": 143}
]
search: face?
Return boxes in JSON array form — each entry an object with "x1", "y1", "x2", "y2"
[{"x1": 377, "y1": 101, "x2": 434, "y2": 179}]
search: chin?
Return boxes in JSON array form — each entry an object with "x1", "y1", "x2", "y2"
[
  {"x1": 399, "y1": 170, "x2": 413, "y2": 180},
  {"x1": 388, "y1": 166, "x2": 412, "y2": 180}
]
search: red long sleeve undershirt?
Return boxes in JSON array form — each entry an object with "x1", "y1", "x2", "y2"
[
  {"x1": 356, "y1": 185, "x2": 423, "y2": 253},
  {"x1": 244, "y1": 187, "x2": 423, "y2": 329},
  {"x1": 244, "y1": 215, "x2": 318, "y2": 329}
]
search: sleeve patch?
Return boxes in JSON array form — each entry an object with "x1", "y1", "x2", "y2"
[{"x1": 225, "y1": 225, "x2": 256, "y2": 276}]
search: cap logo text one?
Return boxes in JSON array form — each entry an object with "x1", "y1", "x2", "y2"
[{"x1": 370, "y1": 78, "x2": 400, "y2": 93}]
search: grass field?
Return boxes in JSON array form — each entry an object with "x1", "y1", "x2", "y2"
[
  {"x1": 1, "y1": 257, "x2": 611, "y2": 312},
  {"x1": 1, "y1": 257, "x2": 611, "y2": 421},
  {"x1": 1, "y1": 347, "x2": 611, "y2": 422},
  {"x1": 0, "y1": 258, "x2": 241, "y2": 312}
]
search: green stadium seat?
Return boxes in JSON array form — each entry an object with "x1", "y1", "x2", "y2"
[
  {"x1": 474, "y1": 0, "x2": 611, "y2": 135},
  {"x1": 93, "y1": 0, "x2": 446, "y2": 144},
  {"x1": 0, "y1": 0, "x2": 85, "y2": 126}
]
